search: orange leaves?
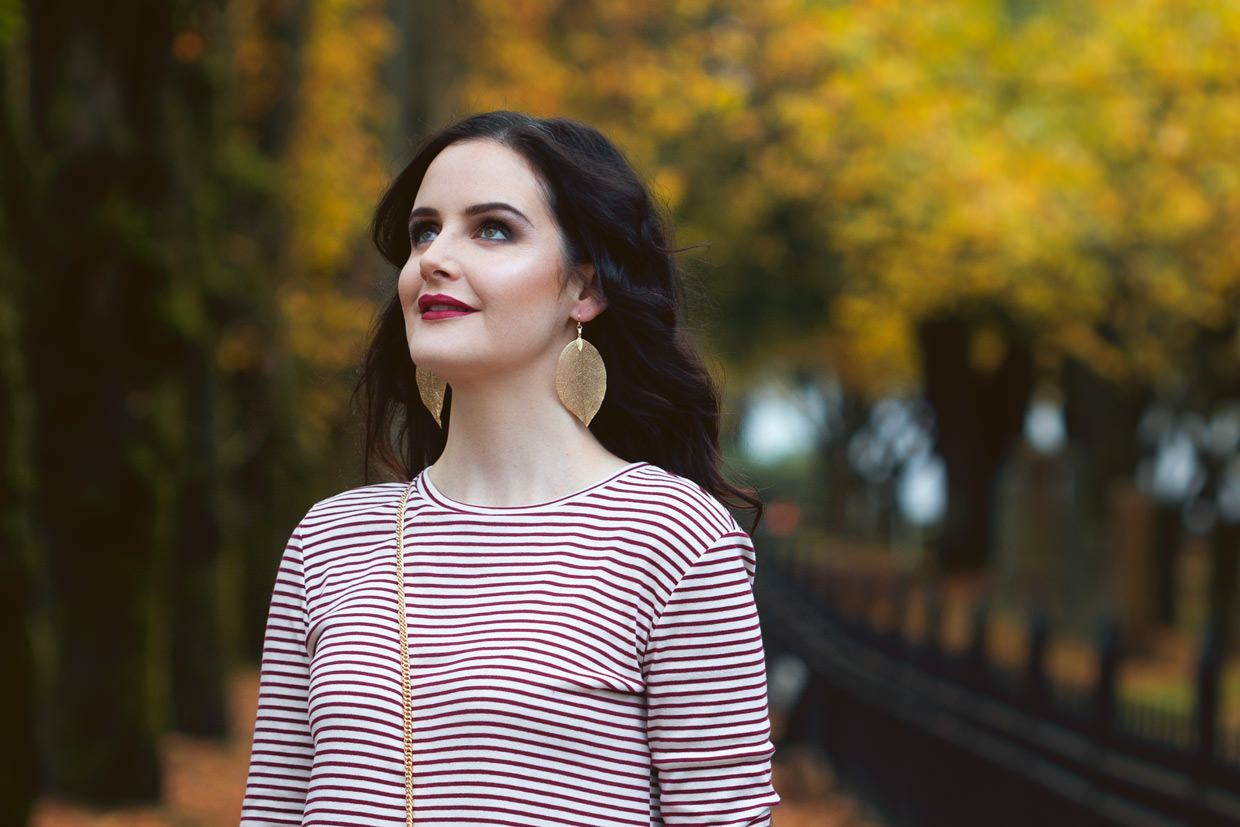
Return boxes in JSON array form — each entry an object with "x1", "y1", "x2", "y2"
[{"x1": 172, "y1": 31, "x2": 205, "y2": 63}]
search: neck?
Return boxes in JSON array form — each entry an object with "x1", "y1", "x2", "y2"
[{"x1": 428, "y1": 371, "x2": 626, "y2": 507}]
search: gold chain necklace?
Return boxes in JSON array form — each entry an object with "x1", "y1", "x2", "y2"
[{"x1": 395, "y1": 481, "x2": 415, "y2": 827}]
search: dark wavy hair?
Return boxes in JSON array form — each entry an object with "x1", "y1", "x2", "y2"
[{"x1": 358, "y1": 110, "x2": 761, "y2": 527}]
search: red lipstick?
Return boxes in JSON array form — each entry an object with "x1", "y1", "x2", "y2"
[{"x1": 418, "y1": 293, "x2": 477, "y2": 321}]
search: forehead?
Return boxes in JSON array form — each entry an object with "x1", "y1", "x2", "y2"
[{"x1": 413, "y1": 140, "x2": 550, "y2": 215}]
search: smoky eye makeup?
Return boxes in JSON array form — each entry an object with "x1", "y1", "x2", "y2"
[
  {"x1": 408, "y1": 206, "x2": 438, "y2": 243},
  {"x1": 409, "y1": 219, "x2": 439, "y2": 246},
  {"x1": 476, "y1": 218, "x2": 515, "y2": 241},
  {"x1": 406, "y1": 202, "x2": 531, "y2": 246}
]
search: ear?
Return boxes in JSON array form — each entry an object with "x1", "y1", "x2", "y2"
[{"x1": 569, "y1": 264, "x2": 607, "y2": 323}]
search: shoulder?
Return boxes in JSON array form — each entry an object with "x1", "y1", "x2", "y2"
[
  {"x1": 592, "y1": 463, "x2": 748, "y2": 547},
  {"x1": 610, "y1": 468, "x2": 758, "y2": 644},
  {"x1": 291, "y1": 481, "x2": 409, "y2": 552}
]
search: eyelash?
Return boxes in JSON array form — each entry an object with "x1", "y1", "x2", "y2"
[
  {"x1": 408, "y1": 219, "x2": 514, "y2": 246},
  {"x1": 409, "y1": 221, "x2": 437, "y2": 246},
  {"x1": 478, "y1": 220, "x2": 512, "y2": 241}
]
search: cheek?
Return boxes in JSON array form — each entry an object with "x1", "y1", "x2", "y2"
[{"x1": 396, "y1": 258, "x2": 419, "y2": 311}]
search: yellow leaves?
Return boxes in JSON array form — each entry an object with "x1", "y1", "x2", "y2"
[
  {"x1": 564, "y1": 30, "x2": 605, "y2": 65},
  {"x1": 815, "y1": 1, "x2": 1240, "y2": 386},
  {"x1": 1150, "y1": 122, "x2": 1190, "y2": 159},
  {"x1": 1139, "y1": 171, "x2": 1211, "y2": 241},
  {"x1": 652, "y1": 167, "x2": 687, "y2": 211},
  {"x1": 279, "y1": 285, "x2": 373, "y2": 372},
  {"x1": 283, "y1": 0, "x2": 394, "y2": 280},
  {"x1": 760, "y1": 14, "x2": 832, "y2": 79},
  {"x1": 1053, "y1": 322, "x2": 1128, "y2": 384},
  {"x1": 831, "y1": 294, "x2": 918, "y2": 394},
  {"x1": 674, "y1": 0, "x2": 714, "y2": 17},
  {"x1": 278, "y1": 282, "x2": 373, "y2": 455},
  {"x1": 474, "y1": 0, "x2": 556, "y2": 21},
  {"x1": 216, "y1": 0, "x2": 400, "y2": 461},
  {"x1": 229, "y1": 0, "x2": 300, "y2": 125},
  {"x1": 1013, "y1": 256, "x2": 1109, "y2": 323},
  {"x1": 450, "y1": 0, "x2": 1240, "y2": 389}
]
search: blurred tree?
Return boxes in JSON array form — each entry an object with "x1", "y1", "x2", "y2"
[
  {"x1": 386, "y1": 0, "x2": 460, "y2": 155},
  {"x1": 2, "y1": 0, "x2": 189, "y2": 800},
  {"x1": 219, "y1": 0, "x2": 313, "y2": 663},
  {"x1": 209, "y1": 0, "x2": 397, "y2": 662},
  {"x1": 452, "y1": 0, "x2": 1240, "y2": 571},
  {"x1": 159, "y1": 2, "x2": 232, "y2": 743},
  {"x1": 208, "y1": 0, "x2": 332, "y2": 674},
  {"x1": 0, "y1": 253, "x2": 38, "y2": 825},
  {"x1": 0, "y1": 6, "x2": 40, "y2": 820},
  {"x1": 2, "y1": 0, "x2": 405, "y2": 809}
]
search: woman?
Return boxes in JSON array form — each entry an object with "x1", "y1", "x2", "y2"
[{"x1": 242, "y1": 111, "x2": 779, "y2": 826}]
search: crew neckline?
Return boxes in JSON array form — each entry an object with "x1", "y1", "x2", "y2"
[{"x1": 417, "y1": 462, "x2": 647, "y2": 514}]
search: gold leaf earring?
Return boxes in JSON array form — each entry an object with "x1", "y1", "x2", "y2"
[
  {"x1": 556, "y1": 320, "x2": 606, "y2": 426},
  {"x1": 415, "y1": 366, "x2": 447, "y2": 428}
]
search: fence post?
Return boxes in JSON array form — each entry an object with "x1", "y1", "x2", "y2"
[
  {"x1": 965, "y1": 599, "x2": 990, "y2": 690},
  {"x1": 1025, "y1": 609, "x2": 1050, "y2": 714},
  {"x1": 851, "y1": 572, "x2": 874, "y2": 641},
  {"x1": 885, "y1": 575, "x2": 911, "y2": 657},
  {"x1": 820, "y1": 564, "x2": 841, "y2": 623},
  {"x1": 921, "y1": 588, "x2": 945, "y2": 674},
  {"x1": 1093, "y1": 619, "x2": 1120, "y2": 741},
  {"x1": 1196, "y1": 623, "x2": 1221, "y2": 768}
]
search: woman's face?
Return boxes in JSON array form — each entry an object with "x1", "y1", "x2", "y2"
[{"x1": 398, "y1": 140, "x2": 602, "y2": 387}]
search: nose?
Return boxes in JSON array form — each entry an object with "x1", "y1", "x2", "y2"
[{"x1": 417, "y1": 232, "x2": 460, "y2": 283}]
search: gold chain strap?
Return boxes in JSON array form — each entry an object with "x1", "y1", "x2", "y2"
[{"x1": 395, "y1": 481, "x2": 415, "y2": 827}]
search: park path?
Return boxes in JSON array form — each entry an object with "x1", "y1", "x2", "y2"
[{"x1": 32, "y1": 672, "x2": 873, "y2": 827}]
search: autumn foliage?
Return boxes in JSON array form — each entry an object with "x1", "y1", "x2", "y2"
[
  {"x1": 6, "y1": 0, "x2": 1240, "y2": 819},
  {"x1": 455, "y1": 0, "x2": 1240, "y2": 393}
]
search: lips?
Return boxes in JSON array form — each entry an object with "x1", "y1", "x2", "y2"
[{"x1": 417, "y1": 293, "x2": 477, "y2": 321}]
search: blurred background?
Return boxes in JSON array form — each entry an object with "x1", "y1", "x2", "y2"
[{"x1": 3, "y1": 0, "x2": 1240, "y2": 824}]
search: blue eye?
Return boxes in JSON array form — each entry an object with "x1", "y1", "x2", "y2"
[
  {"x1": 411, "y1": 223, "x2": 438, "y2": 246},
  {"x1": 479, "y1": 222, "x2": 511, "y2": 241}
]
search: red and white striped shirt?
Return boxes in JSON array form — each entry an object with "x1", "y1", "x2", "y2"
[{"x1": 241, "y1": 462, "x2": 778, "y2": 826}]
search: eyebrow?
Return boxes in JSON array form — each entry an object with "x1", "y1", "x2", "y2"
[{"x1": 408, "y1": 202, "x2": 534, "y2": 226}]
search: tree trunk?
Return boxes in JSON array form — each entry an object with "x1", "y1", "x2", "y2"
[
  {"x1": 222, "y1": 0, "x2": 312, "y2": 663},
  {"x1": 1061, "y1": 358, "x2": 1162, "y2": 620},
  {"x1": 0, "y1": 37, "x2": 41, "y2": 820},
  {"x1": 169, "y1": 345, "x2": 227, "y2": 737},
  {"x1": 919, "y1": 315, "x2": 1033, "y2": 572},
  {"x1": 388, "y1": 0, "x2": 458, "y2": 148},
  {"x1": 25, "y1": 159, "x2": 168, "y2": 798},
  {"x1": 19, "y1": 0, "x2": 187, "y2": 801},
  {"x1": 0, "y1": 243, "x2": 40, "y2": 827},
  {"x1": 1211, "y1": 522, "x2": 1240, "y2": 655}
]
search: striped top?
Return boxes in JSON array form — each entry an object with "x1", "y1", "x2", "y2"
[{"x1": 241, "y1": 462, "x2": 779, "y2": 826}]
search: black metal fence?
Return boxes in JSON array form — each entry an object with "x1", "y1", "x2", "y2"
[{"x1": 758, "y1": 544, "x2": 1240, "y2": 827}]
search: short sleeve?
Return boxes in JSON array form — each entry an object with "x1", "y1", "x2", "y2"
[
  {"x1": 240, "y1": 531, "x2": 314, "y2": 825},
  {"x1": 643, "y1": 531, "x2": 780, "y2": 826}
]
